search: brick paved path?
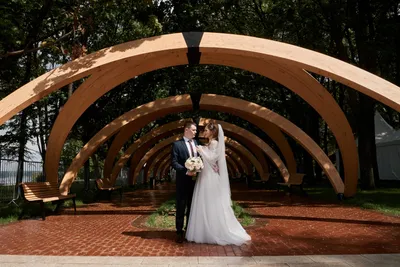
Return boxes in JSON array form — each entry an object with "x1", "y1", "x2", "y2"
[{"x1": 0, "y1": 183, "x2": 399, "y2": 256}]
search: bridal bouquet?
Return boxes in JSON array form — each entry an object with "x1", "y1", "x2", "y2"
[{"x1": 185, "y1": 156, "x2": 204, "y2": 180}]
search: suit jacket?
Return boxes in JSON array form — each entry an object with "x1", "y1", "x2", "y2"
[{"x1": 171, "y1": 138, "x2": 199, "y2": 177}]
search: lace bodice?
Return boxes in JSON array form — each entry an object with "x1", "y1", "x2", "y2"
[{"x1": 198, "y1": 139, "x2": 219, "y2": 165}]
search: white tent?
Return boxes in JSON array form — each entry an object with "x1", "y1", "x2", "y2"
[{"x1": 374, "y1": 112, "x2": 400, "y2": 180}]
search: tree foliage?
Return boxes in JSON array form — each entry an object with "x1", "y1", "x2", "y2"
[{"x1": 0, "y1": 0, "x2": 399, "y2": 189}]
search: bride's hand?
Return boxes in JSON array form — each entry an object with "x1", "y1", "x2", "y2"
[
  {"x1": 212, "y1": 164, "x2": 219, "y2": 174},
  {"x1": 196, "y1": 145, "x2": 203, "y2": 153}
]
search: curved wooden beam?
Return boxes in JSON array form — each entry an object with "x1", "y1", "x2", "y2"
[
  {"x1": 224, "y1": 137, "x2": 265, "y2": 179},
  {"x1": 130, "y1": 119, "x2": 283, "y2": 183},
  {"x1": 146, "y1": 148, "x2": 171, "y2": 182},
  {"x1": 133, "y1": 133, "x2": 267, "y2": 184},
  {"x1": 46, "y1": 54, "x2": 187, "y2": 184},
  {"x1": 59, "y1": 94, "x2": 342, "y2": 196},
  {"x1": 2, "y1": 33, "x2": 400, "y2": 197},
  {"x1": 161, "y1": 154, "x2": 240, "y2": 180},
  {"x1": 154, "y1": 149, "x2": 243, "y2": 182},
  {"x1": 160, "y1": 162, "x2": 170, "y2": 179},
  {"x1": 198, "y1": 131, "x2": 264, "y2": 175},
  {"x1": 110, "y1": 119, "x2": 190, "y2": 182},
  {"x1": 226, "y1": 154, "x2": 241, "y2": 178},
  {"x1": 113, "y1": 118, "x2": 281, "y2": 184},
  {"x1": 149, "y1": 150, "x2": 171, "y2": 179},
  {"x1": 156, "y1": 156, "x2": 172, "y2": 179},
  {"x1": 199, "y1": 118, "x2": 290, "y2": 180},
  {"x1": 122, "y1": 119, "x2": 289, "y2": 185},
  {"x1": 106, "y1": 117, "x2": 282, "y2": 181},
  {"x1": 225, "y1": 148, "x2": 248, "y2": 175},
  {"x1": 200, "y1": 94, "x2": 344, "y2": 195},
  {"x1": 134, "y1": 135, "x2": 181, "y2": 184},
  {"x1": 225, "y1": 148, "x2": 249, "y2": 176},
  {"x1": 58, "y1": 95, "x2": 192, "y2": 194},
  {"x1": 9, "y1": 33, "x2": 357, "y2": 188},
  {"x1": 103, "y1": 120, "x2": 182, "y2": 180}
]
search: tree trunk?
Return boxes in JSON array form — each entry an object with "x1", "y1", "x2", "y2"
[
  {"x1": 91, "y1": 154, "x2": 101, "y2": 180},
  {"x1": 15, "y1": 51, "x2": 33, "y2": 191},
  {"x1": 15, "y1": 110, "x2": 28, "y2": 187},
  {"x1": 350, "y1": 0, "x2": 379, "y2": 188},
  {"x1": 357, "y1": 94, "x2": 377, "y2": 189},
  {"x1": 84, "y1": 159, "x2": 90, "y2": 192}
]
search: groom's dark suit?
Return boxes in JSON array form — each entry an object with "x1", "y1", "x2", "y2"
[{"x1": 171, "y1": 137, "x2": 198, "y2": 235}]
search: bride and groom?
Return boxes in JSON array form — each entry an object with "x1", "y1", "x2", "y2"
[{"x1": 171, "y1": 121, "x2": 251, "y2": 245}]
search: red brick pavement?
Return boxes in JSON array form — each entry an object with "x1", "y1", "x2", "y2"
[{"x1": 0, "y1": 183, "x2": 399, "y2": 256}]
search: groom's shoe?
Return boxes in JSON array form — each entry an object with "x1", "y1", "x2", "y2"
[{"x1": 176, "y1": 232, "x2": 184, "y2": 243}]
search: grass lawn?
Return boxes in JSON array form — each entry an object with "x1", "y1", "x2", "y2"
[
  {"x1": 0, "y1": 198, "x2": 84, "y2": 225},
  {"x1": 305, "y1": 186, "x2": 400, "y2": 216},
  {"x1": 146, "y1": 198, "x2": 255, "y2": 229}
]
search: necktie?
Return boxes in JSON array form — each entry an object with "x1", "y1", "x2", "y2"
[{"x1": 188, "y1": 139, "x2": 195, "y2": 157}]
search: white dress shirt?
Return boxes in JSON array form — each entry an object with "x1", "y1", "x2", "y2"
[{"x1": 183, "y1": 136, "x2": 197, "y2": 157}]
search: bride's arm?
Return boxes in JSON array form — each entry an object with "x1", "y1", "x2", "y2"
[{"x1": 196, "y1": 140, "x2": 219, "y2": 164}]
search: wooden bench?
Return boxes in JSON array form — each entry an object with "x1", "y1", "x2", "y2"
[
  {"x1": 277, "y1": 173, "x2": 307, "y2": 195},
  {"x1": 19, "y1": 182, "x2": 76, "y2": 220},
  {"x1": 95, "y1": 179, "x2": 123, "y2": 201}
]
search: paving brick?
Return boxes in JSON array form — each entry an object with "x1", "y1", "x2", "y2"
[{"x1": 0, "y1": 184, "x2": 399, "y2": 256}]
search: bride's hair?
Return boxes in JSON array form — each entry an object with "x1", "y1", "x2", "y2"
[{"x1": 205, "y1": 122, "x2": 219, "y2": 144}]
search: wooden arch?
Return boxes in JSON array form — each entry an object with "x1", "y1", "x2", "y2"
[
  {"x1": 152, "y1": 147, "x2": 246, "y2": 181},
  {"x1": 224, "y1": 148, "x2": 248, "y2": 176},
  {"x1": 2, "y1": 33, "x2": 398, "y2": 196},
  {"x1": 156, "y1": 154, "x2": 240, "y2": 181},
  {"x1": 146, "y1": 148, "x2": 172, "y2": 181},
  {"x1": 105, "y1": 119, "x2": 285, "y2": 180},
  {"x1": 155, "y1": 156, "x2": 172, "y2": 179},
  {"x1": 148, "y1": 148, "x2": 243, "y2": 182},
  {"x1": 134, "y1": 134, "x2": 266, "y2": 184},
  {"x1": 111, "y1": 118, "x2": 285, "y2": 184},
  {"x1": 107, "y1": 119, "x2": 264, "y2": 182},
  {"x1": 56, "y1": 94, "x2": 342, "y2": 195},
  {"x1": 59, "y1": 95, "x2": 193, "y2": 193}
]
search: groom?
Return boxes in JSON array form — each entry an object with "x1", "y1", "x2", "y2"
[{"x1": 171, "y1": 121, "x2": 198, "y2": 243}]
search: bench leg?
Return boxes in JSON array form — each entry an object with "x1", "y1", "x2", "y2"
[
  {"x1": 18, "y1": 205, "x2": 25, "y2": 220},
  {"x1": 54, "y1": 201, "x2": 62, "y2": 214},
  {"x1": 72, "y1": 197, "x2": 77, "y2": 214},
  {"x1": 40, "y1": 202, "x2": 46, "y2": 220},
  {"x1": 300, "y1": 184, "x2": 307, "y2": 196}
]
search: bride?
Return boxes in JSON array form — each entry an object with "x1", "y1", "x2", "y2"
[{"x1": 185, "y1": 122, "x2": 251, "y2": 246}]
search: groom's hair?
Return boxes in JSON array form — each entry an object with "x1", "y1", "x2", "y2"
[{"x1": 184, "y1": 121, "x2": 196, "y2": 129}]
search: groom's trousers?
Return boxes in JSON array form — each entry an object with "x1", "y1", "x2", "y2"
[{"x1": 176, "y1": 175, "x2": 195, "y2": 234}]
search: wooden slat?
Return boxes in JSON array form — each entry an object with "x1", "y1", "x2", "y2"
[
  {"x1": 23, "y1": 190, "x2": 58, "y2": 193},
  {"x1": 23, "y1": 188, "x2": 58, "y2": 192},
  {"x1": 20, "y1": 182, "x2": 75, "y2": 203}
]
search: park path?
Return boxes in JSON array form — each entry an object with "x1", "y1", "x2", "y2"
[{"x1": 0, "y1": 183, "x2": 399, "y2": 257}]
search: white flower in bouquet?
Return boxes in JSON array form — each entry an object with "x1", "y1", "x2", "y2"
[{"x1": 185, "y1": 156, "x2": 204, "y2": 180}]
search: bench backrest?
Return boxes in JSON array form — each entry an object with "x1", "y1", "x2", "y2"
[
  {"x1": 20, "y1": 182, "x2": 60, "y2": 201},
  {"x1": 96, "y1": 178, "x2": 112, "y2": 189}
]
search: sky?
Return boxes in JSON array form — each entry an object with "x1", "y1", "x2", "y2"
[{"x1": 0, "y1": 129, "x2": 42, "y2": 162}]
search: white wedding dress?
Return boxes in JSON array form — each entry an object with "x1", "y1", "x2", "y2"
[{"x1": 186, "y1": 125, "x2": 251, "y2": 246}]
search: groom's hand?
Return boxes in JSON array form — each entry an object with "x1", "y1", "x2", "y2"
[{"x1": 186, "y1": 171, "x2": 196, "y2": 176}]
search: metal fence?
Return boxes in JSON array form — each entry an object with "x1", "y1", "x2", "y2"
[
  {"x1": 0, "y1": 157, "x2": 143, "y2": 202},
  {"x1": 0, "y1": 158, "x2": 43, "y2": 201}
]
